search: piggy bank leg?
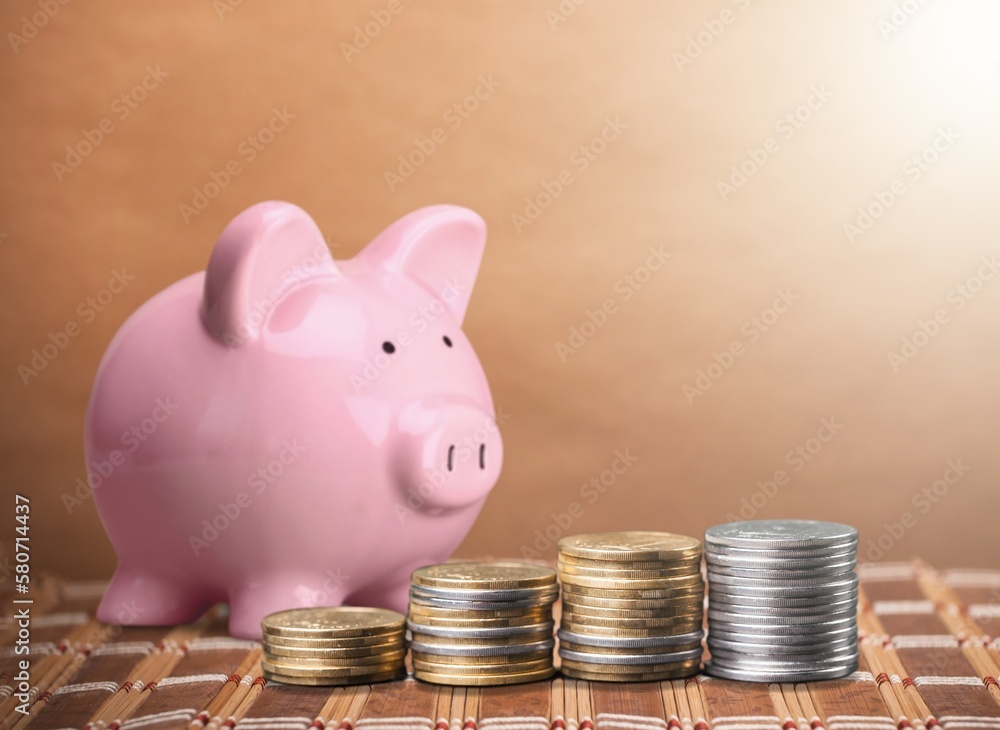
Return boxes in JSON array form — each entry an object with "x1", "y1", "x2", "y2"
[
  {"x1": 227, "y1": 578, "x2": 348, "y2": 639},
  {"x1": 98, "y1": 566, "x2": 213, "y2": 627},
  {"x1": 346, "y1": 559, "x2": 433, "y2": 615}
]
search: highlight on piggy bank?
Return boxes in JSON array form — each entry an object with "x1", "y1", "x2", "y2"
[{"x1": 85, "y1": 201, "x2": 503, "y2": 639}]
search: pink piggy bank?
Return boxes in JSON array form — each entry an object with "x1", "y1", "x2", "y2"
[{"x1": 86, "y1": 202, "x2": 503, "y2": 638}]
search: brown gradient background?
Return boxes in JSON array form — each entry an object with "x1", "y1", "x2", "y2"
[{"x1": 1, "y1": 1, "x2": 999, "y2": 581}]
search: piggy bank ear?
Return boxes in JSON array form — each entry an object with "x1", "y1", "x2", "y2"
[
  {"x1": 358, "y1": 205, "x2": 486, "y2": 324},
  {"x1": 202, "y1": 201, "x2": 339, "y2": 346}
]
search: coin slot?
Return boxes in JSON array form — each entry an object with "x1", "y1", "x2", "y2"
[
  {"x1": 479, "y1": 443, "x2": 485, "y2": 470},
  {"x1": 447, "y1": 445, "x2": 455, "y2": 472}
]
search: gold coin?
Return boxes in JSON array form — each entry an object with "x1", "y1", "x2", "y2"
[
  {"x1": 262, "y1": 607, "x2": 405, "y2": 639},
  {"x1": 262, "y1": 657, "x2": 403, "y2": 678},
  {"x1": 407, "y1": 604, "x2": 552, "y2": 621},
  {"x1": 557, "y1": 622, "x2": 702, "y2": 638},
  {"x1": 558, "y1": 662, "x2": 700, "y2": 682},
  {"x1": 559, "y1": 611, "x2": 702, "y2": 630},
  {"x1": 558, "y1": 640, "x2": 703, "y2": 656},
  {"x1": 558, "y1": 532, "x2": 702, "y2": 562},
  {"x1": 413, "y1": 656, "x2": 552, "y2": 673},
  {"x1": 414, "y1": 665, "x2": 555, "y2": 686},
  {"x1": 411, "y1": 651, "x2": 554, "y2": 668},
  {"x1": 558, "y1": 562, "x2": 701, "y2": 580},
  {"x1": 559, "y1": 583, "x2": 703, "y2": 600},
  {"x1": 263, "y1": 667, "x2": 405, "y2": 686},
  {"x1": 263, "y1": 648, "x2": 407, "y2": 667},
  {"x1": 558, "y1": 572, "x2": 703, "y2": 591},
  {"x1": 560, "y1": 592, "x2": 703, "y2": 611},
  {"x1": 560, "y1": 599, "x2": 702, "y2": 619},
  {"x1": 557, "y1": 553, "x2": 703, "y2": 571},
  {"x1": 264, "y1": 638, "x2": 404, "y2": 659},
  {"x1": 261, "y1": 629, "x2": 405, "y2": 649},
  {"x1": 405, "y1": 611, "x2": 552, "y2": 629},
  {"x1": 559, "y1": 657, "x2": 702, "y2": 674},
  {"x1": 412, "y1": 562, "x2": 557, "y2": 590},
  {"x1": 409, "y1": 630, "x2": 552, "y2": 647}
]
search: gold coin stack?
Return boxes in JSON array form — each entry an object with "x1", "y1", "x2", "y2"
[
  {"x1": 261, "y1": 606, "x2": 407, "y2": 686},
  {"x1": 408, "y1": 562, "x2": 559, "y2": 686},
  {"x1": 556, "y1": 531, "x2": 705, "y2": 682}
]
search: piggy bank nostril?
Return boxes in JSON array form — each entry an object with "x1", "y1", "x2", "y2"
[{"x1": 479, "y1": 443, "x2": 485, "y2": 470}]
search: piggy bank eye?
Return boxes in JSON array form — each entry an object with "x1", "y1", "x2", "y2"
[
  {"x1": 442, "y1": 336, "x2": 453, "y2": 348},
  {"x1": 382, "y1": 341, "x2": 396, "y2": 354}
]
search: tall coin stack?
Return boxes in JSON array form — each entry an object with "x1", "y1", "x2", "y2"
[
  {"x1": 261, "y1": 607, "x2": 407, "y2": 686},
  {"x1": 556, "y1": 532, "x2": 705, "y2": 682},
  {"x1": 408, "y1": 562, "x2": 558, "y2": 686},
  {"x1": 704, "y1": 519, "x2": 860, "y2": 682}
]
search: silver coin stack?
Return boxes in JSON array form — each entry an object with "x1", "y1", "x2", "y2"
[{"x1": 704, "y1": 520, "x2": 859, "y2": 683}]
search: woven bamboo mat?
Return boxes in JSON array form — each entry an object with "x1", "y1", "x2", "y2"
[{"x1": 2, "y1": 561, "x2": 999, "y2": 730}]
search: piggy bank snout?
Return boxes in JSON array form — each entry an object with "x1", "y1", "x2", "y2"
[{"x1": 396, "y1": 399, "x2": 503, "y2": 511}]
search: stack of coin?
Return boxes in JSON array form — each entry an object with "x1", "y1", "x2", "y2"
[
  {"x1": 261, "y1": 607, "x2": 407, "y2": 685},
  {"x1": 556, "y1": 532, "x2": 705, "y2": 682},
  {"x1": 704, "y1": 519, "x2": 859, "y2": 682},
  {"x1": 408, "y1": 562, "x2": 558, "y2": 686}
]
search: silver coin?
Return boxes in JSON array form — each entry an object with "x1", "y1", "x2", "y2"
[
  {"x1": 707, "y1": 570, "x2": 857, "y2": 589},
  {"x1": 705, "y1": 542, "x2": 857, "y2": 561},
  {"x1": 408, "y1": 594, "x2": 546, "y2": 611},
  {"x1": 704, "y1": 659, "x2": 858, "y2": 683},
  {"x1": 707, "y1": 607, "x2": 856, "y2": 626},
  {"x1": 406, "y1": 620, "x2": 553, "y2": 639},
  {"x1": 708, "y1": 586, "x2": 857, "y2": 607},
  {"x1": 708, "y1": 625, "x2": 856, "y2": 646},
  {"x1": 709, "y1": 614, "x2": 856, "y2": 634},
  {"x1": 409, "y1": 638, "x2": 554, "y2": 657},
  {"x1": 558, "y1": 646, "x2": 703, "y2": 666},
  {"x1": 705, "y1": 548, "x2": 857, "y2": 568},
  {"x1": 708, "y1": 643, "x2": 858, "y2": 663},
  {"x1": 705, "y1": 521, "x2": 858, "y2": 550},
  {"x1": 708, "y1": 651, "x2": 859, "y2": 671},
  {"x1": 707, "y1": 595, "x2": 856, "y2": 616},
  {"x1": 705, "y1": 559, "x2": 856, "y2": 579},
  {"x1": 706, "y1": 632, "x2": 857, "y2": 654},
  {"x1": 557, "y1": 628, "x2": 704, "y2": 649}
]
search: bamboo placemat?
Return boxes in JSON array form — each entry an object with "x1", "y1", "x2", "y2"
[{"x1": 2, "y1": 561, "x2": 999, "y2": 730}]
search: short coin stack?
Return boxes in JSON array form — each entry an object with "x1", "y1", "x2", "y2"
[
  {"x1": 408, "y1": 562, "x2": 558, "y2": 686},
  {"x1": 556, "y1": 532, "x2": 705, "y2": 682},
  {"x1": 261, "y1": 607, "x2": 407, "y2": 686},
  {"x1": 704, "y1": 519, "x2": 860, "y2": 682}
]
